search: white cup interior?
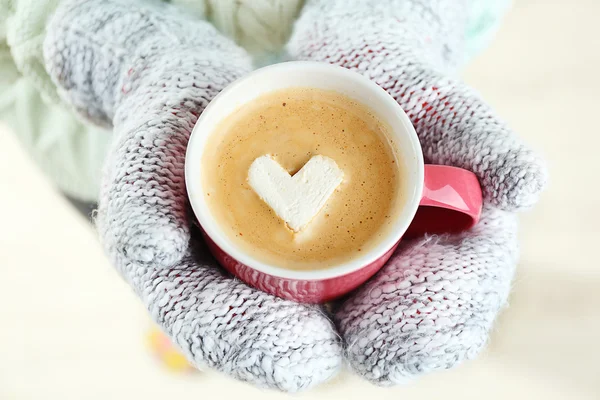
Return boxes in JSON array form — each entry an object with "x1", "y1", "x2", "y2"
[{"x1": 185, "y1": 61, "x2": 424, "y2": 280}]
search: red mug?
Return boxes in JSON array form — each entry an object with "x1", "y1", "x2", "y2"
[{"x1": 186, "y1": 62, "x2": 482, "y2": 303}]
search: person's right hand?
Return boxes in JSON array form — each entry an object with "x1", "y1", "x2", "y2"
[{"x1": 44, "y1": 0, "x2": 342, "y2": 392}]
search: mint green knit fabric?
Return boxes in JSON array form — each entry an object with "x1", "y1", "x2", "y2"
[{"x1": 0, "y1": 0, "x2": 511, "y2": 202}]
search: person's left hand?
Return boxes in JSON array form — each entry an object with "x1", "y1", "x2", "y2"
[{"x1": 288, "y1": 0, "x2": 547, "y2": 384}]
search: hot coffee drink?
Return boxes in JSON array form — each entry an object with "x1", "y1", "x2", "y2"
[{"x1": 202, "y1": 88, "x2": 404, "y2": 270}]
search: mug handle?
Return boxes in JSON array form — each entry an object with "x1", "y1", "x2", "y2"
[{"x1": 404, "y1": 165, "x2": 483, "y2": 238}]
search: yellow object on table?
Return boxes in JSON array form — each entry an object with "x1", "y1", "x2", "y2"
[{"x1": 146, "y1": 328, "x2": 193, "y2": 373}]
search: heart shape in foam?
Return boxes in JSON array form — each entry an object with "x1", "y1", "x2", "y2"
[{"x1": 247, "y1": 155, "x2": 344, "y2": 232}]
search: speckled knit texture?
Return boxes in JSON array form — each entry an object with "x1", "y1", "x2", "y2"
[
  {"x1": 42, "y1": 0, "x2": 547, "y2": 391},
  {"x1": 289, "y1": 0, "x2": 547, "y2": 211},
  {"x1": 43, "y1": 0, "x2": 342, "y2": 392},
  {"x1": 115, "y1": 236, "x2": 342, "y2": 391},
  {"x1": 287, "y1": 0, "x2": 546, "y2": 385},
  {"x1": 336, "y1": 206, "x2": 518, "y2": 384},
  {"x1": 44, "y1": 0, "x2": 254, "y2": 267}
]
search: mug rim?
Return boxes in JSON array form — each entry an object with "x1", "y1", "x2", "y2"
[{"x1": 185, "y1": 61, "x2": 424, "y2": 281}]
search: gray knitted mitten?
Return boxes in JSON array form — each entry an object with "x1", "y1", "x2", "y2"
[
  {"x1": 44, "y1": 0, "x2": 547, "y2": 391},
  {"x1": 288, "y1": 0, "x2": 547, "y2": 385},
  {"x1": 44, "y1": 0, "x2": 341, "y2": 392}
]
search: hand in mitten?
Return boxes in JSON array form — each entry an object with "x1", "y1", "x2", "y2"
[
  {"x1": 289, "y1": 0, "x2": 547, "y2": 385},
  {"x1": 44, "y1": 0, "x2": 341, "y2": 391}
]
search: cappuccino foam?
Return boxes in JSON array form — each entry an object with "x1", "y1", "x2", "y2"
[{"x1": 202, "y1": 88, "x2": 404, "y2": 271}]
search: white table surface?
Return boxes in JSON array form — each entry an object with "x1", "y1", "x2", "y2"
[{"x1": 1, "y1": 1, "x2": 599, "y2": 399}]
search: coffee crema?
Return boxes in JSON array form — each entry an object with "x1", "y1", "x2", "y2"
[{"x1": 202, "y1": 88, "x2": 404, "y2": 271}]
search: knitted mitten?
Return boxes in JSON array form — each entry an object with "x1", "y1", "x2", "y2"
[
  {"x1": 43, "y1": 0, "x2": 341, "y2": 392},
  {"x1": 289, "y1": 0, "x2": 547, "y2": 385}
]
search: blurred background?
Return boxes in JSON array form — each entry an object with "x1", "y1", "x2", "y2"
[{"x1": 1, "y1": 0, "x2": 599, "y2": 399}]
